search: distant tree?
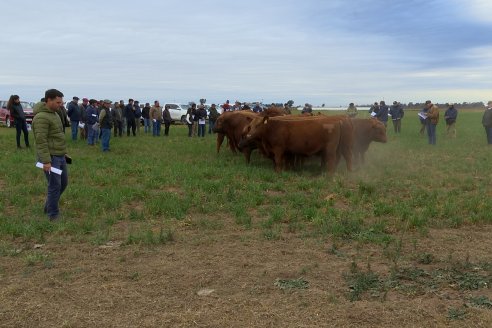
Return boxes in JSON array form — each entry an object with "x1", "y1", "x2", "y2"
[
  {"x1": 286, "y1": 100, "x2": 294, "y2": 107},
  {"x1": 199, "y1": 98, "x2": 206, "y2": 105},
  {"x1": 321, "y1": 103, "x2": 325, "y2": 107}
]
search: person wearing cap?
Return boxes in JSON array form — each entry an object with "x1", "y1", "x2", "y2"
[
  {"x1": 125, "y1": 99, "x2": 136, "y2": 136},
  {"x1": 142, "y1": 102, "x2": 151, "y2": 134},
  {"x1": 86, "y1": 99, "x2": 99, "y2": 145},
  {"x1": 197, "y1": 104, "x2": 208, "y2": 137},
  {"x1": 346, "y1": 102, "x2": 357, "y2": 118},
  {"x1": 208, "y1": 104, "x2": 220, "y2": 133},
  {"x1": 79, "y1": 98, "x2": 89, "y2": 140},
  {"x1": 163, "y1": 104, "x2": 172, "y2": 136},
  {"x1": 98, "y1": 100, "x2": 113, "y2": 152},
  {"x1": 425, "y1": 100, "x2": 439, "y2": 145},
  {"x1": 389, "y1": 101, "x2": 404, "y2": 133},
  {"x1": 444, "y1": 103, "x2": 458, "y2": 138},
  {"x1": 134, "y1": 101, "x2": 142, "y2": 134},
  {"x1": 67, "y1": 96, "x2": 81, "y2": 141},
  {"x1": 376, "y1": 101, "x2": 389, "y2": 126},
  {"x1": 149, "y1": 100, "x2": 163, "y2": 136},
  {"x1": 112, "y1": 101, "x2": 124, "y2": 137},
  {"x1": 482, "y1": 101, "x2": 492, "y2": 145}
]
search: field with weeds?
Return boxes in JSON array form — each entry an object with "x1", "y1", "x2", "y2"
[{"x1": 0, "y1": 109, "x2": 491, "y2": 327}]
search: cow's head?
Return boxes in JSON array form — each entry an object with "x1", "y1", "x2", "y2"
[
  {"x1": 212, "y1": 113, "x2": 226, "y2": 133},
  {"x1": 238, "y1": 116, "x2": 268, "y2": 147},
  {"x1": 371, "y1": 119, "x2": 387, "y2": 143}
]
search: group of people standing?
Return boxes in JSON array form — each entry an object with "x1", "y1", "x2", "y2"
[{"x1": 185, "y1": 103, "x2": 220, "y2": 137}]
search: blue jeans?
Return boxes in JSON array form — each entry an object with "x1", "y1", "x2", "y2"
[
  {"x1": 70, "y1": 120, "x2": 79, "y2": 140},
  {"x1": 87, "y1": 124, "x2": 98, "y2": 145},
  {"x1": 208, "y1": 119, "x2": 215, "y2": 133},
  {"x1": 15, "y1": 118, "x2": 29, "y2": 147},
  {"x1": 153, "y1": 120, "x2": 161, "y2": 136},
  {"x1": 427, "y1": 123, "x2": 437, "y2": 145},
  {"x1": 144, "y1": 118, "x2": 151, "y2": 133},
  {"x1": 101, "y1": 128, "x2": 111, "y2": 151},
  {"x1": 198, "y1": 124, "x2": 206, "y2": 137},
  {"x1": 485, "y1": 126, "x2": 492, "y2": 144},
  {"x1": 44, "y1": 155, "x2": 68, "y2": 218}
]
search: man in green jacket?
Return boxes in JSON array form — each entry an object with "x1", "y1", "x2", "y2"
[{"x1": 32, "y1": 89, "x2": 68, "y2": 221}]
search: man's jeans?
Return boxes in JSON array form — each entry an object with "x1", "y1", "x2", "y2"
[
  {"x1": 144, "y1": 118, "x2": 151, "y2": 133},
  {"x1": 44, "y1": 155, "x2": 68, "y2": 218},
  {"x1": 87, "y1": 124, "x2": 98, "y2": 145},
  {"x1": 485, "y1": 126, "x2": 492, "y2": 144},
  {"x1": 427, "y1": 123, "x2": 437, "y2": 145},
  {"x1": 153, "y1": 120, "x2": 161, "y2": 136},
  {"x1": 70, "y1": 120, "x2": 79, "y2": 140},
  {"x1": 101, "y1": 128, "x2": 111, "y2": 151},
  {"x1": 198, "y1": 124, "x2": 205, "y2": 137}
]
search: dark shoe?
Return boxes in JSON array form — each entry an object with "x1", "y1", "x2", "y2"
[
  {"x1": 17, "y1": 146, "x2": 22, "y2": 149},
  {"x1": 49, "y1": 216, "x2": 59, "y2": 221}
]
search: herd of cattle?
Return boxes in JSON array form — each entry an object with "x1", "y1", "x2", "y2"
[{"x1": 212, "y1": 108, "x2": 388, "y2": 174}]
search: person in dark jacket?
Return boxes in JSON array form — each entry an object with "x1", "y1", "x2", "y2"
[
  {"x1": 67, "y1": 96, "x2": 81, "y2": 141},
  {"x1": 142, "y1": 102, "x2": 151, "y2": 134},
  {"x1": 134, "y1": 101, "x2": 142, "y2": 134},
  {"x1": 125, "y1": 99, "x2": 136, "y2": 136},
  {"x1": 185, "y1": 106, "x2": 193, "y2": 137},
  {"x1": 79, "y1": 98, "x2": 89, "y2": 140},
  {"x1": 57, "y1": 104, "x2": 69, "y2": 134},
  {"x1": 444, "y1": 103, "x2": 458, "y2": 138},
  {"x1": 99, "y1": 100, "x2": 113, "y2": 152},
  {"x1": 482, "y1": 101, "x2": 492, "y2": 145},
  {"x1": 86, "y1": 99, "x2": 99, "y2": 145},
  {"x1": 208, "y1": 104, "x2": 219, "y2": 133},
  {"x1": 163, "y1": 104, "x2": 172, "y2": 136},
  {"x1": 197, "y1": 105, "x2": 207, "y2": 137},
  {"x1": 389, "y1": 101, "x2": 404, "y2": 133},
  {"x1": 7, "y1": 95, "x2": 30, "y2": 149},
  {"x1": 192, "y1": 103, "x2": 199, "y2": 137},
  {"x1": 376, "y1": 101, "x2": 389, "y2": 126},
  {"x1": 112, "y1": 102, "x2": 124, "y2": 137}
]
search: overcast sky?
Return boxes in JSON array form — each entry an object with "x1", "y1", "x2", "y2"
[{"x1": 1, "y1": 0, "x2": 492, "y2": 106}]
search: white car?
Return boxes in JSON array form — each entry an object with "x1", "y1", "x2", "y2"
[{"x1": 164, "y1": 103, "x2": 189, "y2": 123}]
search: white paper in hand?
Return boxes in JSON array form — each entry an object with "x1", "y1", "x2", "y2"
[{"x1": 36, "y1": 162, "x2": 62, "y2": 175}]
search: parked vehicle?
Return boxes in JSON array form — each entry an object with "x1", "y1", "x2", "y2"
[
  {"x1": 165, "y1": 103, "x2": 189, "y2": 123},
  {"x1": 0, "y1": 100, "x2": 34, "y2": 128}
]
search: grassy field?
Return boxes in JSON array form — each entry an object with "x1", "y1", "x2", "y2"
[{"x1": 1, "y1": 109, "x2": 491, "y2": 327}]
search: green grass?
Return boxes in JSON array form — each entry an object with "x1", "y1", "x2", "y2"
[{"x1": 0, "y1": 110, "x2": 491, "y2": 244}]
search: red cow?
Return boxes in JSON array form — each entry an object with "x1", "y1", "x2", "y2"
[
  {"x1": 351, "y1": 118, "x2": 387, "y2": 165},
  {"x1": 241, "y1": 115, "x2": 343, "y2": 174}
]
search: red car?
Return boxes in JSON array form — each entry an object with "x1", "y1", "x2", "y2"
[{"x1": 0, "y1": 100, "x2": 34, "y2": 128}]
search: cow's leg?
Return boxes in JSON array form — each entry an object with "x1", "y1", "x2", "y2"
[
  {"x1": 216, "y1": 133, "x2": 225, "y2": 153},
  {"x1": 325, "y1": 152, "x2": 337, "y2": 175},
  {"x1": 243, "y1": 147, "x2": 252, "y2": 164},
  {"x1": 342, "y1": 146, "x2": 353, "y2": 172},
  {"x1": 273, "y1": 150, "x2": 283, "y2": 172}
]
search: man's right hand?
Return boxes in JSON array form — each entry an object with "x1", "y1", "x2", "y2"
[{"x1": 43, "y1": 163, "x2": 52, "y2": 173}]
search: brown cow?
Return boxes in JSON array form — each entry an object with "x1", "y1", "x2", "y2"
[
  {"x1": 213, "y1": 111, "x2": 259, "y2": 153},
  {"x1": 243, "y1": 114, "x2": 354, "y2": 171},
  {"x1": 351, "y1": 118, "x2": 387, "y2": 165},
  {"x1": 241, "y1": 115, "x2": 343, "y2": 174}
]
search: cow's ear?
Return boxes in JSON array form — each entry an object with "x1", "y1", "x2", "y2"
[{"x1": 263, "y1": 117, "x2": 269, "y2": 124}]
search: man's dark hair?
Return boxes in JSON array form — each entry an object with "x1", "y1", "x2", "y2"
[
  {"x1": 45, "y1": 89, "x2": 64, "y2": 100},
  {"x1": 128, "y1": 98, "x2": 134, "y2": 102}
]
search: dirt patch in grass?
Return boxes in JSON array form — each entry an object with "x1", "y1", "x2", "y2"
[{"x1": 1, "y1": 222, "x2": 492, "y2": 327}]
